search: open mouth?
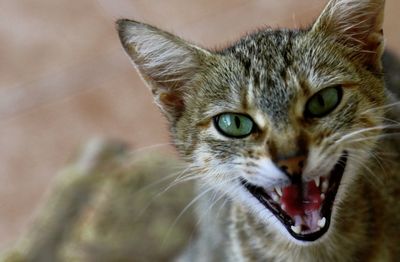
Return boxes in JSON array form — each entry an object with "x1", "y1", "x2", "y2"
[{"x1": 241, "y1": 151, "x2": 348, "y2": 241}]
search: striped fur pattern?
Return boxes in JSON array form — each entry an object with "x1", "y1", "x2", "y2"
[{"x1": 117, "y1": 0, "x2": 400, "y2": 260}]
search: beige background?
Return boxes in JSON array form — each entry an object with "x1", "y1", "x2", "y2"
[{"x1": 0, "y1": 0, "x2": 399, "y2": 250}]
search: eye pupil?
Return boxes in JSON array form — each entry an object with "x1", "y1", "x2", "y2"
[
  {"x1": 305, "y1": 85, "x2": 343, "y2": 118},
  {"x1": 234, "y1": 116, "x2": 241, "y2": 129},
  {"x1": 317, "y1": 94, "x2": 325, "y2": 107}
]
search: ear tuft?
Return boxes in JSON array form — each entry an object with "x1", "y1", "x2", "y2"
[
  {"x1": 116, "y1": 19, "x2": 208, "y2": 120},
  {"x1": 312, "y1": 0, "x2": 385, "y2": 71}
]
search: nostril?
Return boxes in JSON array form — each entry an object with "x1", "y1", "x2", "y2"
[{"x1": 276, "y1": 155, "x2": 306, "y2": 177}]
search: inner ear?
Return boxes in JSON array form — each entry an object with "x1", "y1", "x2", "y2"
[
  {"x1": 158, "y1": 91, "x2": 185, "y2": 118},
  {"x1": 311, "y1": 0, "x2": 385, "y2": 72},
  {"x1": 116, "y1": 19, "x2": 210, "y2": 121}
]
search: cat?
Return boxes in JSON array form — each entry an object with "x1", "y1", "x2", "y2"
[{"x1": 117, "y1": 0, "x2": 400, "y2": 261}]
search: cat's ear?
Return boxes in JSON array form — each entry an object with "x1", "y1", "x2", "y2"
[
  {"x1": 311, "y1": 0, "x2": 385, "y2": 71},
  {"x1": 116, "y1": 19, "x2": 209, "y2": 120}
]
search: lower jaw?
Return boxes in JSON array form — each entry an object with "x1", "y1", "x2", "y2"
[
  {"x1": 288, "y1": 219, "x2": 330, "y2": 242},
  {"x1": 242, "y1": 151, "x2": 348, "y2": 242}
]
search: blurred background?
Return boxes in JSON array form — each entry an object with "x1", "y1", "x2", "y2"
[{"x1": 0, "y1": 0, "x2": 399, "y2": 251}]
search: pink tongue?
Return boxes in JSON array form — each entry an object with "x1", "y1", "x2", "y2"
[{"x1": 281, "y1": 181, "x2": 322, "y2": 217}]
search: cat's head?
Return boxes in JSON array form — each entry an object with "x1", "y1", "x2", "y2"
[{"x1": 117, "y1": 0, "x2": 386, "y2": 243}]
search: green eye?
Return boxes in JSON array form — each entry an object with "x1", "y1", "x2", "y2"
[
  {"x1": 215, "y1": 113, "x2": 254, "y2": 138},
  {"x1": 305, "y1": 85, "x2": 343, "y2": 118}
]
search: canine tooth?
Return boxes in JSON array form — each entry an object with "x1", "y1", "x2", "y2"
[
  {"x1": 275, "y1": 187, "x2": 282, "y2": 196},
  {"x1": 320, "y1": 193, "x2": 325, "y2": 200},
  {"x1": 291, "y1": 225, "x2": 302, "y2": 234},
  {"x1": 314, "y1": 177, "x2": 320, "y2": 187},
  {"x1": 294, "y1": 215, "x2": 303, "y2": 226},
  {"x1": 318, "y1": 217, "x2": 326, "y2": 228},
  {"x1": 281, "y1": 204, "x2": 286, "y2": 211},
  {"x1": 271, "y1": 192, "x2": 279, "y2": 202},
  {"x1": 322, "y1": 180, "x2": 329, "y2": 193}
]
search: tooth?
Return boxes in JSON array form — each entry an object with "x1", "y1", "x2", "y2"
[
  {"x1": 281, "y1": 204, "x2": 286, "y2": 211},
  {"x1": 291, "y1": 225, "x2": 302, "y2": 234},
  {"x1": 320, "y1": 193, "x2": 325, "y2": 200},
  {"x1": 314, "y1": 177, "x2": 320, "y2": 187},
  {"x1": 271, "y1": 192, "x2": 279, "y2": 202},
  {"x1": 275, "y1": 187, "x2": 282, "y2": 196},
  {"x1": 318, "y1": 217, "x2": 326, "y2": 228},
  {"x1": 261, "y1": 195, "x2": 269, "y2": 202},
  {"x1": 322, "y1": 180, "x2": 329, "y2": 193},
  {"x1": 294, "y1": 215, "x2": 303, "y2": 226}
]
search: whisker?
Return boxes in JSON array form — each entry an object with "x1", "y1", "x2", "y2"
[
  {"x1": 161, "y1": 186, "x2": 216, "y2": 248},
  {"x1": 342, "y1": 132, "x2": 400, "y2": 144},
  {"x1": 360, "y1": 101, "x2": 400, "y2": 115},
  {"x1": 335, "y1": 124, "x2": 400, "y2": 144},
  {"x1": 346, "y1": 154, "x2": 384, "y2": 187},
  {"x1": 161, "y1": 176, "x2": 238, "y2": 248}
]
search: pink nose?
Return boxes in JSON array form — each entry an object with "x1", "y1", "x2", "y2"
[{"x1": 276, "y1": 155, "x2": 306, "y2": 177}]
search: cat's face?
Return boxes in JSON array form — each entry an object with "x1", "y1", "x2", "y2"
[
  {"x1": 117, "y1": 0, "x2": 385, "y2": 243},
  {"x1": 172, "y1": 31, "x2": 385, "y2": 242}
]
